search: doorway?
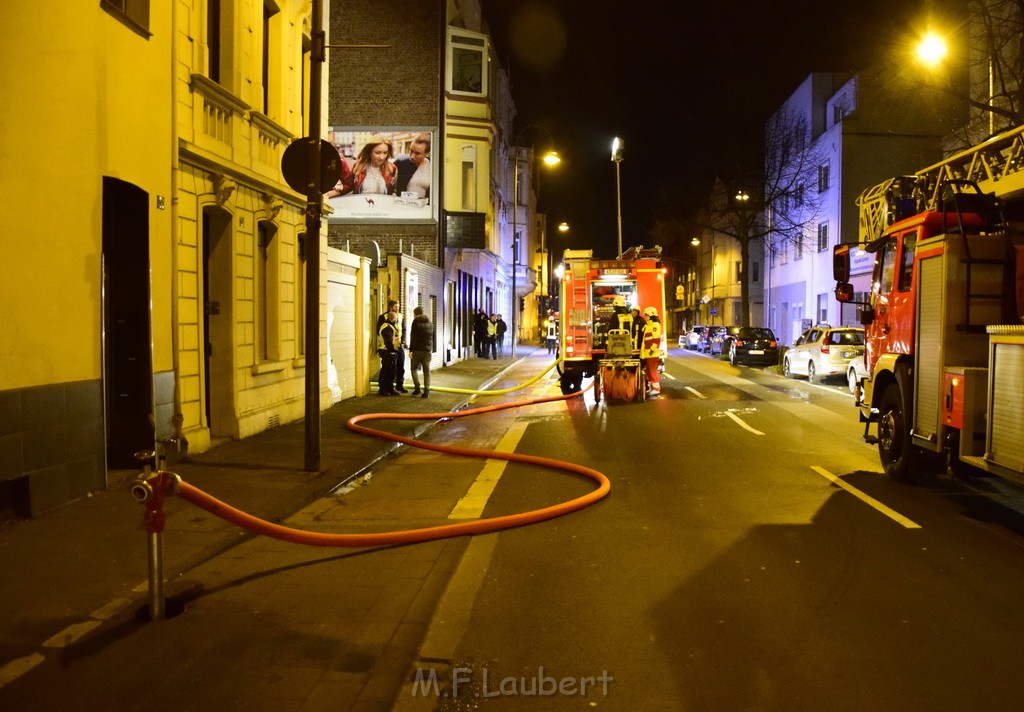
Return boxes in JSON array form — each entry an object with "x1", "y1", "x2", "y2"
[
  {"x1": 102, "y1": 177, "x2": 154, "y2": 470},
  {"x1": 202, "y1": 207, "x2": 234, "y2": 439}
]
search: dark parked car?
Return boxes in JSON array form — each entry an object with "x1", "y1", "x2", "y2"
[
  {"x1": 698, "y1": 326, "x2": 725, "y2": 353},
  {"x1": 728, "y1": 327, "x2": 780, "y2": 366},
  {"x1": 713, "y1": 325, "x2": 743, "y2": 356}
]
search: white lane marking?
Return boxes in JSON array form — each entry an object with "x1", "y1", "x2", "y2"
[
  {"x1": 0, "y1": 653, "x2": 45, "y2": 689},
  {"x1": 725, "y1": 410, "x2": 764, "y2": 435},
  {"x1": 42, "y1": 620, "x2": 102, "y2": 649},
  {"x1": 448, "y1": 421, "x2": 529, "y2": 519},
  {"x1": 684, "y1": 386, "x2": 707, "y2": 399},
  {"x1": 811, "y1": 466, "x2": 922, "y2": 529},
  {"x1": 662, "y1": 372, "x2": 676, "y2": 380}
]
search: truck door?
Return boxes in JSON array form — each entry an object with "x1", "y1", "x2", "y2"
[{"x1": 867, "y1": 231, "x2": 917, "y2": 371}]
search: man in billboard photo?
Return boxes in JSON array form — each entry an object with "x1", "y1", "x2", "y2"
[{"x1": 394, "y1": 132, "x2": 431, "y2": 199}]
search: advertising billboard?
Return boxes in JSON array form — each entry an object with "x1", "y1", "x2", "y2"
[{"x1": 326, "y1": 127, "x2": 437, "y2": 224}]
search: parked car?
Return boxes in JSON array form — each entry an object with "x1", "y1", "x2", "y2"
[
  {"x1": 783, "y1": 325, "x2": 866, "y2": 384},
  {"x1": 712, "y1": 325, "x2": 743, "y2": 356},
  {"x1": 699, "y1": 325, "x2": 725, "y2": 353},
  {"x1": 846, "y1": 354, "x2": 869, "y2": 394},
  {"x1": 682, "y1": 325, "x2": 708, "y2": 350},
  {"x1": 728, "y1": 327, "x2": 780, "y2": 366}
]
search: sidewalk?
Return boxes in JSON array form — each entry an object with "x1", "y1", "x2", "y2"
[{"x1": 0, "y1": 345, "x2": 547, "y2": 705}]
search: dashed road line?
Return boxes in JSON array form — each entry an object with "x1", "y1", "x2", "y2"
[
  {"x1": 811, "y1": 465, "x2": 922, "y2": 529},
  {"x1": 0, "y1": 654, "x2": 44, "y2": 689},
  {"x1": 684, "y1": 386, "x2": 707, "y2": 399},
  {"x1": 725, "y1": 410, "x2": 764, "y2": 435}
]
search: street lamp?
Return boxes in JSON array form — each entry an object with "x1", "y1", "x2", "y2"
[
  {"x1": 510, "y1": 130, "x2": 561, "y2": 357},
  {"x1": 611, "y1": 137, "x2": 624, "y2": 258}
]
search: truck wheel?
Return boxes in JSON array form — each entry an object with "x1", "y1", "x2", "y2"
[
  {"x1": 878, "y1": 383, "x2": 920, "y2": 483},
  {"x1": 559, "y1": 374, "x2": 575, "y2": 395}
]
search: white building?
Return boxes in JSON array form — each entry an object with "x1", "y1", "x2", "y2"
[{"x1": 763, "y1": 72, "x2": 947, "y2": 346}]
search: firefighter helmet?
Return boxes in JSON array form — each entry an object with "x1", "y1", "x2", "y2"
[
  {"x1": 613, "y1": 296, "x2": 626, "y2": 307},
  {"x1": 643, "y1": 306, "x2": 658, "y2": 317}
]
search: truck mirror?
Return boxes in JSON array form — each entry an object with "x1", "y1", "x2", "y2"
[
  {"x1": 832, "y1": 244, "x2": 851, "y2": 282},
  {"x1": 835, "y1": 283, "x2": 854, "y2": 302},
  {"x1": 859, "y1": 305, "x2": 875, "y2": 326}
]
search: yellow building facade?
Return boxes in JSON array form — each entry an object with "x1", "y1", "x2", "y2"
[{"x1": 0, "y1": 1, "x2": 334, "y2": 516}]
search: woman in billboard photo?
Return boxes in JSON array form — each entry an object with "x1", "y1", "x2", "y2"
[{"x1": 335, "y1": 135, "x2": 398, "y2": 196}]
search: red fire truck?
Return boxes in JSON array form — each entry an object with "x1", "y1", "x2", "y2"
[
  {"x1": 556, "y1": 246, "x2": 667, "y2": 398},
  {"x1": 833, "y1": 179, "x2": 1024, "y2": 484}
]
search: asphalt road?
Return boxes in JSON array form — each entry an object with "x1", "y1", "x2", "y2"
[
  {"x1": 6, "y1": 348, "x2": 1024, "y2": 711},
  {"x1": 393, "y1": 348, "x2": 1024, "y2": 711}
]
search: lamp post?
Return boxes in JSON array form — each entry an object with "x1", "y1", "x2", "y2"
[
  {"x1": 611, "y1": 137, "x2": 624, "y2": 258},
  {"x1": 510, "y1": 129, "x2": 561, "y2": 357}
]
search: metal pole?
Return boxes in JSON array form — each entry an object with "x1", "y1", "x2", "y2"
[
  {"x1": 615, "y1": 160, "x2": 623, "y2": 258},
  {"x1": 303, "y1": 0, "x2": 324, "y2": 472},
  {"x1": 511, "y1": 155, "x2": 518, "y2": 358},
  {"x1": 147, "y1": 531, "x2": 165, "y2": 620}
]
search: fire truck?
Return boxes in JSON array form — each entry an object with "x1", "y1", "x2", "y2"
[
  {"x1": 833, "y1": 179, "x2": 1024, "y2": 484},
  {"x1": 556, "y1": 245, "x2": 667, "y2": 398}
]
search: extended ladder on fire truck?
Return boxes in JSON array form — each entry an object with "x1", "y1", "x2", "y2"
[{"x1": 937, "y1": 181, "x2": 1013, "y2": 334}]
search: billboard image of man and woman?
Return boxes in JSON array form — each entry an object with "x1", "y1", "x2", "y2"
[{"x1": 326, "y1": 128, "x2": 436, "y2": 224}]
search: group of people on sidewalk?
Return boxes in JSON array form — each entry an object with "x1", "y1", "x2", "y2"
[
  {"x1": 375, "y1": 300, "x2": 433, "y2": 398},
  {"x1": 473, "y1": 309, "x2": 508, "y2": 359}
]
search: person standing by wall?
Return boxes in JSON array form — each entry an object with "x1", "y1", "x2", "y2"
[
  {"x1": 474, "y1": 308, "x2": 489, "y2": 358},
  {"x1": 376, "y1": 300, "x2": 408, "y2": 393},
  {"x1": 641, "y1": 306, "x2": 662, "y2": 396},
  {"x1": 408, "y1": 306, "x2": 433, "y2": 398},
  {"x1": 376, "y1": 311, "x2": 399, "y2": 396},
  {"x1": 494, "y1": 314, "x2": 507, "y2": 357},
  {"x1": 485, "y1": 314, "x2": 498, "y2": 359}
]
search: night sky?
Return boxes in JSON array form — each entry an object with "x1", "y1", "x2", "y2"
[{"x1": 482, "y1": 0, "x2": 933, "y2": 258}]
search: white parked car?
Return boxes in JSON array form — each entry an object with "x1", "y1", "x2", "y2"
[{"x1": 783, "y1": 326, "x2": 866, "y2": 384}]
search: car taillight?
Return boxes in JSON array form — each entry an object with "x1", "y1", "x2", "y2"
[
  {"x1": 820, "y1": 344, "x2": 830, "y2": 354},
  {"x1": 735, "y1": 339, "x2": 744, "y2": 347},
  {"x1": 770, "y1": 340, "x2": 778, "y2": 347}
]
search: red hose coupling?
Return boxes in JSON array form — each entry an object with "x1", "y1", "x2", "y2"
[{"x1": 131, "y1": 471, "x2": 182, "y2": 535}]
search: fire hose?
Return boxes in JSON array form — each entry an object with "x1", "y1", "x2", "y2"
[{"x1": 132, "y1": 376, "x2": 604, "y2": 618}]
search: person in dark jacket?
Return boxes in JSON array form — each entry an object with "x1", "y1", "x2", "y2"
[
  {"x1": 376, "y1": 311, "x2": 398, "y2": 395},
  {"x1": 376, "y1": 300, "x2": 408, "y2": 393},
  {"x1": 408, "y1": 307, "x2": 433, "y2": 398},
  {"x1": 494, "y1": 314, "x2": 508, "y2": 357},
  {"x1": 473, "y1": 309, "x2": 489, "y2": 357}
]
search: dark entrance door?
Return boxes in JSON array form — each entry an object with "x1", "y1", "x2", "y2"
[{"x1": 102, "y1": 177, "x2": 154, "y2": 469}]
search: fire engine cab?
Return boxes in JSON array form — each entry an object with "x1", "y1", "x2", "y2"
[
  {"x1": 557, "y1": 246, "x2": 667, "y2": 398},
  {"x1": 833, "y1": 179, "x2": 1024, "y2": 484}
]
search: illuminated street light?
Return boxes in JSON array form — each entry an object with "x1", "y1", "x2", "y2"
[
  {"x1": 916, "y1": 30, "x2": 948, "y2": 68},
  {"x1": 558, "y1": 221, "x2": 569, "y2": 232},
  {"x1": 690, "y1": 236, "x2": 701, "y2": 246}
]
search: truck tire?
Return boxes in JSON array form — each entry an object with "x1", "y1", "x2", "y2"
[
  {"x1": 877, "y1": 382, "x2": 920, "y2": 483},
  {"x1": 559, "y1": 374, "x2": 575, "y2": 395}
]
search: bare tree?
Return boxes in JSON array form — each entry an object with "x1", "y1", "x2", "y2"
[
  {"x1": 659, "y1": 107, "x2": 828, "y2": 327},
  {"x1": 886, "y1": 0, "x2": 1024, "y2": 150}
]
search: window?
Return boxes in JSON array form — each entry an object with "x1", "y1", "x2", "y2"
[
  {"x1": 257, "y1": 222, "x2": 280, "y2": 361},
  {"x1": 461, "y1": 145, "x2": 477, "y2": 211},
  {"x1": 207, "y1": 0, "x2": 224, "y2": 84},
  {"x1": 817, "y1": 222, "x2": 829, "y2": 252},
  {"x1": 818, "y1": 163, "x2": 830, "y2": 193},
  {"x1": 833, "y1": 104, "x2": 847, "y2": 124},
  {"x1": 795, "y1": 237, "x2": 803, "y2": 261},
  {"x1": 101, "y1": 0, "x2": 150, "y2": 36},
  {"x1": 817, "y1": 293, "x2": 829, "y2": 325},
  {"x1": 733, "y1": 261, "x2": 742, "y2": 283},
  {"x1": 262, "y1": 1, "x2": 281, "y2": 115},
  {"x1": 898, "y1": 231, "x2": 917, "y2": 291},
  {"x1": 879, "y1": 238, "x2": 898, "y2": 294},
  {"x1": 750, "y1": 261, "x2": 760, "y2": 284},
  {"x1": 448, "y1": 30, "x2": 488, "y2": 96}
]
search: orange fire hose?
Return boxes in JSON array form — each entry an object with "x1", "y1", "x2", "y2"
[{"x1": 175, "y1": 384, "x2": 608, "y2": 547}]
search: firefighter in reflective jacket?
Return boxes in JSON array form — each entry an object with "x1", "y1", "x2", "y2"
[{"x1": 640, "y1": 306, "x2": 662, "y2": 396}]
